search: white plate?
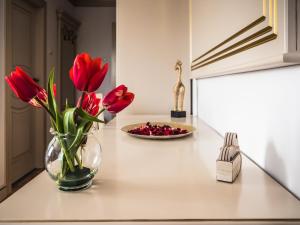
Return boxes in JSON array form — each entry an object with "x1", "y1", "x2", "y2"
[{"x1": 121, "y1": 122, "x2": 195, "y2": 140}]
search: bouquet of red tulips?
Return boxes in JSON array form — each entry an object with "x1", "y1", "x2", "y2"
[{"x1": 5, "y1": 53, "x2": 134, "y2": 190}]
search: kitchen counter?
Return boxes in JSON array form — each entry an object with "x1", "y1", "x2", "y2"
[{"x1": 0, "y1": 115, "x2": 300, "y2": 224}]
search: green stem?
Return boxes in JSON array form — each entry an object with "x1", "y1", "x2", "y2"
[
  {"x1": 84, "y1": 121, "x2": 94, "y2": 133},
  {"x1": 61, "y1": 156, "x2": 67, "y2": 177},
  {"x1": 35, "y1": 97, "x2": 55, "y2": 120},
  {"x1": 36, "y1": 97, "x2": 75, "y2": 172},
  {"x1": 69, "y1": 122, "x2": 93, "y2": 167},
  {"x1": 70, "y1": 117, "x2": 104, "y2": 170},
  {"x1": 57, "y1": 136, "x2": 75, "y2": 172},
  {"x1": 80, "y1": 147, "x2": 83, "y2": 167},
  {"x1": 75, "y1": 151, "x2": 83, "y2": 169},
  {"x1": 97, "y1": 108, "x2": 105, "y2": 116},
  {"x1": 73, "y1": 107, "x2": 105, "y2": 168}
]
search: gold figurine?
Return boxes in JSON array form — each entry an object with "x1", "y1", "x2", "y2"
[{"x1": 171, "y1": 60, "x2": 186, "y2": 118}]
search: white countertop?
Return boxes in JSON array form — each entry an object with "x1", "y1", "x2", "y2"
[{"x1": 0, "y1": 115, "x2": 300, "y2": 224}]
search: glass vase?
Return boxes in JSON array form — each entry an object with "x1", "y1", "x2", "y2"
[{"x1": 45, "y1": 132, "x2": 101, "y2": 191}]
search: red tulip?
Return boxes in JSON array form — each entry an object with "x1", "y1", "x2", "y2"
[
  {"x1": 69, "y1": 53, "x2": 108, "y2": 92},
  {"x1": 5, "y1": 67, "x2": 56, "y2": 107},
  {"x1": 37, "y1": 84, "x2": 56, "y2": 102},
  {"x1": 77, "y1": 93, "x2": 101, "y2": 116},
  {"x1": 5, "y1": 67, "x2": 44, "y2": 107},
  {"x1": 102, "y1": 85, "x2": 134, "y2": 113}
]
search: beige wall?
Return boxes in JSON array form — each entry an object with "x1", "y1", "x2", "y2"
[
  {"x1": 0, "y1": 0, "x2": 6, "y2": 190},
  {"x1": 116, "y1": 0, "x2": 190, "y2": 114}
]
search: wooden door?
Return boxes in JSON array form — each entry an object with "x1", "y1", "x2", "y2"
[{"x1": 9, "y1": 0, "x2": 45, "y2": 183}]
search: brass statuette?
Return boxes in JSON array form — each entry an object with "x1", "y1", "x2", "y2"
[{"x1": 171, "y1": 60, "x2": 186, "y2": 118}]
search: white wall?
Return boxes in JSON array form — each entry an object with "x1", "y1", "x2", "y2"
[
  {"x1": 196, "y1": 66, "x2": 300, "y2": 198},
  {"x1": 0, "y1": 0, "x2": 6, "y2": 189},
  {"x1": 117, "y1": 0, "x2": 190, "y2": 114},
  {"x1": 75, "y1": 7, "x2": 116, "y2": 97}
]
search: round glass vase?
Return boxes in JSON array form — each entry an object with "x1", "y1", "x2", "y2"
[{"x1": 45, "y1": 132, "x2": 101, "y2": 191}]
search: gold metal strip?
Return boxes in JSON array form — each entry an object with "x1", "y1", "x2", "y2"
[
  {"x1": 191, "y1": 26, "x2": 272, "y2": 69},
  {"x1": 273, "y1": 0, "x2": 278, "y2": 34},
  {"x1": 191, "y1": 0, "x2": 278, "y2": 72},
  {"x1": 263, "y1": 0, "x2": 267, "y2": 16},
  {"x1": 269, "y1": 0, "x2": 273, "y2": 26},
  {"x1": 191, "y1": 16, "x2": 266, "y2": 63},
  {"x1": 191, "y1": 33, "x2": 277, "y2": 71}
]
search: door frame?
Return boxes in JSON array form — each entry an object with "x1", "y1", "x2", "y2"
[
  {"x1": 2, "y1": 0, "x2": 47, "y2": 199},
  {"x1": 0, "y1": 0, "x2": 7, "y2": 201},
  {"x1": 57, "y1": 10, "x2": 80, "y2": 109}
]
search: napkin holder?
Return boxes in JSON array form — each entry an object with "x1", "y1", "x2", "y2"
[{"x1": 216, "y1": 133, "x2": 242, "y2": 183}]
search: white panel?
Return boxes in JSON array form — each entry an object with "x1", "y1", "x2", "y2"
[
  {"x1": 196, "y1": 65, "x2": 300, "y2": 199},
  {"x1": 191, "y1": 0, "x2": 300, "y2": 78},
  {"x1": 116, "y1": 0, "x2": 190, "y2": 114},
  {"x1": 192, "y1": 0, "x2": 263, "y2": 61}
]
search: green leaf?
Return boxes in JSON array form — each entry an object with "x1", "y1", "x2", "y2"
[
  {"x1": 77, "y1": 108, "x2": 105, "y2": 123},
  {"x1": 47, "y1": 68, "x2": 56, "y2": 118},
  {"x1": 56, "y1": 113, "x2": 64, "y2": 133},
  {"x1": 47, "y1": 68, "x2": 63, "y2": 132},
  {"x1": 83, "y1": 121, "x2": 94, "y2": 133},
  {"x1": 63, "y1": 108, "x2": 76, "y2": 134},
  {"x1": 65, "y1": 99, "x2": 69, "y2": 111},
  {"x1": 68, "y1": 121, "x2": 87, "y2": 152}
]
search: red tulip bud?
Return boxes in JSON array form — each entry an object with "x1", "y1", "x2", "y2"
[
  {"x1": 103, "y1": 85, "x2": 134, "y2": 114},
  {"x1": 77, "y1": 92, "x2": 101, "y2": 116}
]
